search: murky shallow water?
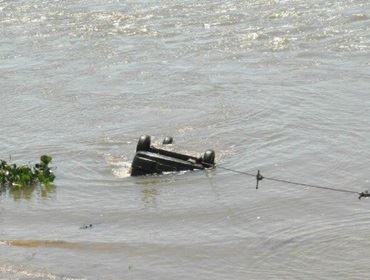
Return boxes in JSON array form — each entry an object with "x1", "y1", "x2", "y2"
[{"x1": 1, "y1": 0, "x2": 370, "y2": 279}]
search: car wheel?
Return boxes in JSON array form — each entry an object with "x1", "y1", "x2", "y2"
[
  {"x1": 162, "y1": 136, "x2": 173, "y2": 145},
  {"x1": 136, "y1": 135, "x2": 151, "y2": 151},
  {"x1": 202, "y1": 149, "x2": 215, "y2": 166}
]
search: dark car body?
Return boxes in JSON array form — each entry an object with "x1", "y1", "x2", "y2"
[{"x1": 131, "y1": 136, "x2": 215, "y2": 176}]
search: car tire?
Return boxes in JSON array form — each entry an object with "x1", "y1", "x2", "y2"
[
  {"x1": 162, "y1": 136, "x2": 173, "y2": 145},
  {"x1": 136, "y1": 135, "x2": 151, "y2": 151},
  {"x1": 202, "y1": 149, "x2": 215, "y2": 166}
]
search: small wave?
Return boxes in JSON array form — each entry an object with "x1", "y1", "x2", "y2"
[
  {"x1": 270, "y1": 36, "x2": 289, "y2": 51},
  {"x1": 0, "y1": 264, "x2": 59, "y2": 280},
  {"x1": 105, "y1": 154, "x2": 132, "y2": 178},
  {"x1": 269, "y1": 10, "x2": 299, "y2": 19},
  {"x1": 112, "y1": 165, "x2": 131, "y2": 178},
  {"x1": 0, "y1": 264, "x2": 86, "y2": 280}
]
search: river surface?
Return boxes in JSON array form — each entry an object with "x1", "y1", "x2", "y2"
[{"x1": 1, "y1": 0, "x2": 370, "y2": 279}]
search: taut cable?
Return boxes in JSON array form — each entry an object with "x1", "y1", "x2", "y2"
[{"x1": 216, "y1": 165, "x2": 369, "y2": 200}]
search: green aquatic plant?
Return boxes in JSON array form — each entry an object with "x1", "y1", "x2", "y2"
[{"x1": 0, "y1": 155, "x2": 55, "y2": 188}]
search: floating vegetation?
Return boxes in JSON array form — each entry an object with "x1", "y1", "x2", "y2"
[{"x1": 0, "y1": 155, "x2": 55, "y2": 189}]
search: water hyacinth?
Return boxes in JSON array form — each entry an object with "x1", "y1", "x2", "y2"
[{"x1": 0, "y1": 155, "x2": 55, "y2": 188}]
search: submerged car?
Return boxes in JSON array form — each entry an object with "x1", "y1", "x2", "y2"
[{"x1": 131, "y1": 135, "x2": 215, "y2": 176}]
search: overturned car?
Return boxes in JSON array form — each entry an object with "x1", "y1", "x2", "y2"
[{"x1": 131, "y1": 135, "x2": 215, "y2": 176}]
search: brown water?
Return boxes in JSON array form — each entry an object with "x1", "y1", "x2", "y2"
[{"x1": 1, "y1": 0, "x2": 370, "y2": 279}]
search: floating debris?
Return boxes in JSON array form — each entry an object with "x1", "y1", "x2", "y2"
[
  {"x1": 80, "y1": 224, "x2": 93, "y2": 230},
  {"x1": 0, "y1": 155, "x2": 55, "y2": 188}
]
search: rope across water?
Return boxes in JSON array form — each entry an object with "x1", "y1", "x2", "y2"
[{"x1": 216, "y1": 165, "x2": 369, "y2": 200}]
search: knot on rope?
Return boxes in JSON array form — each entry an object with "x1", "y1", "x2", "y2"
[
  {"x1": 359, "y1": 191, "x2": 370, "y2": 200},
  {"x1": 256, "y1": 170, "x2": 263, "y2": 189},
  {"x1": 217, "y1": 165, "x2": 367, "y2": 201}
]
